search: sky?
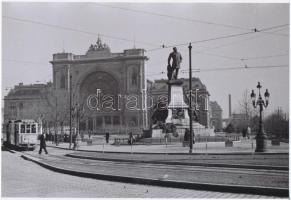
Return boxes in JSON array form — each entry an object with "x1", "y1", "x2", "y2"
[{"x1": 2, "y1": 2, "x2": 289, "y2": 118}]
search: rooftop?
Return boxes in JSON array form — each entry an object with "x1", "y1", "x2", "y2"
[{"x1": 51, "y1": 38, "x2": 147, "y2": 63}]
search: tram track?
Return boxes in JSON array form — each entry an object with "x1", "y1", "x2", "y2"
[
  {"x1": 65, "y1": 152, "x2": 289, "y2": 171},
  {"x1": 44, "y1": 154, "x2": 287, "y2": 177}
]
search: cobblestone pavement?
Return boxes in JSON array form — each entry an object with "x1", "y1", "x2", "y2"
[{"x1": 1, "y1": 151, "x2": 283, "y2": 198}]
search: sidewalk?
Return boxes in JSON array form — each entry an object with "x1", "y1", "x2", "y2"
[{"x1": 47, "y1": 139, "x2": 289, "y2": 154}]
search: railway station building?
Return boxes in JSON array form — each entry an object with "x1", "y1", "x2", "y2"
[{"x1": 4, "y1": 38, "x2": 221, "y2": 136}]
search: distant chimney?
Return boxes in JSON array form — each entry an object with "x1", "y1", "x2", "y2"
[{"x1": 228, "y1": 94, "x2": 232, "y2": 118}]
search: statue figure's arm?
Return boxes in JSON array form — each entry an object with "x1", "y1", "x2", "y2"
[{"x1": 180, "y1": 54, "x2": 182, "y2": 63}]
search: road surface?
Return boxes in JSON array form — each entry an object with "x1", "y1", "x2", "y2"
[{"x1": 1, "y1": 150, "x2": 279, "y2": 198}]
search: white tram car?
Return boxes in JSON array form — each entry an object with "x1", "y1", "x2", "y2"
[{"x1": 5, "y1": 119, "x2": 40, "y2": 150}]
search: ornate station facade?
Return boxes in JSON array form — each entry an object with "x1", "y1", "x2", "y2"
[{"x1": 4, "y1": 38, "x2": 148, "y2": 135}]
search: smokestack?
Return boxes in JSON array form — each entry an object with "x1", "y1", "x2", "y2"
[{"x1": 228, "y1": 94, "x2": 232, "y2": 118}]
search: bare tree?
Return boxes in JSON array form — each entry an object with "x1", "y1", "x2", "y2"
[
  {"x1": 264, "y1": 108, "x2": 289, "y2": 139},
  {"x1": 238, "y1": 89, "x2": 258, "y2": 125},
  {"x1": 230, "y1": 89, "x2": 259, "y2": 134}
]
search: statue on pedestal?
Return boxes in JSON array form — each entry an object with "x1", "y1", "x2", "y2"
[{"x1": 167, "y1": 47, "x2": 182, "y2": 80}]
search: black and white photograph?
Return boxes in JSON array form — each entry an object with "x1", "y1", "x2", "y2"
[{"x1": 1, "y1": 1, "x2": 289, "y2": 198}]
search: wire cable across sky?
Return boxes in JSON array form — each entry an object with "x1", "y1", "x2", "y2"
[
  {"x1": 146, "y1": 23, "x2": 289, "y2": 52},
  {"x1": 147, "y1": 64, "x2": 289, "y2": 77},
  {"x1": 2, "y1": 15, "x2": 161, "y2": 48},
  {"x1": 95, "y1": 3, "x2": 288, "y2": 37}
]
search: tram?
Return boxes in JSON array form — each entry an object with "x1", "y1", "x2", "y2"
[{"x1": 5, "y1": 119, "x2": 40, "y2": 150}]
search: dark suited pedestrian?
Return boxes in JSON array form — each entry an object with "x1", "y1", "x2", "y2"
[
  {"x1": 39, "y1": 132, "x2": 48, "y2": 154},
  {"x1": 105, "y1": 132, "x2": 110, "y2": 144},
  {"x1": 72, "y1": 133, "x2": 77, "y2": 150}
]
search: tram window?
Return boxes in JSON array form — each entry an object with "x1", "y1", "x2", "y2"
[
  {"x1": 31, "y1": 124, "x2": 36, "y2": 133},
  {"x1": 21, "y1": 124, "x2": 25, "y2": 133},
  {"x1": 26, "y1": 124, "x2": 31, "y2": 133}
]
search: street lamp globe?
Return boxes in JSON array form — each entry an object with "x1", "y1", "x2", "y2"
[{"x1": 257, "y1": 82, "x2": 262, "y2": 89}]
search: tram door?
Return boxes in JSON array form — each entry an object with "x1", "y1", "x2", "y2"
[
  {"x1": 6, "y1": 123, "x2": 11, "y2": 145},
  {"x1": 14, "y1": 123, "x2": 19, "y2": 146}
]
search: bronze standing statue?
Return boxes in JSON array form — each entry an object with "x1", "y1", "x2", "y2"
[{"x1": 168, "y1": 47, "x2": 182, "y2": 80}]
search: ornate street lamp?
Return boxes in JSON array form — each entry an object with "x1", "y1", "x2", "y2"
[{"x1": 250, "y1": 82, "x2": 270, "y2": 152}]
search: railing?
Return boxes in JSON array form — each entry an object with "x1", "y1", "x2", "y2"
[{"x1": 112, "y1": 135, "x2": 241, "y2": 145}]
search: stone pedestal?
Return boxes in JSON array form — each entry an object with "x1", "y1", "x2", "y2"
[
  {"x1": 255, "y1": 134, "x2": 267, "y2": 152},
  {"x1": 165, "y1": 80, "x2": 189, "y2": 138},
  {"x1": 152, "y1": 129, "x2": 163, "y2": 138}
]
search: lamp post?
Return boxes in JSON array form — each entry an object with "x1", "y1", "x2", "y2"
[
  {"x1": 250, "y1": 82, "x2": 270, "y2": 152},
  {"x1": 69, "y1": 74, "x2": 72, "y2": 149},
  {"x1": 188, "y1": 43, "x2": 193, "y2": 154}
]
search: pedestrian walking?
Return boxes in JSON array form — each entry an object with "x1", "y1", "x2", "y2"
[
  {"x1": 128, "y1": 132, "x2": 133, "y2": 145},
  {"x1": 88, "y1": 130, "x2": 91, "y2": 139},
  {"x1": 39, "y1": 132, "x2": 48, "y2": 154},
  {"x1": 105, "y1": 132, "x2": 110, "y2": 144},
  {"x1": 73, "y1": 133, "x2": 77, "y2": 150}
]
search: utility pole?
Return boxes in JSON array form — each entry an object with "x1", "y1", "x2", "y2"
[
  {"x1": 55, "y1": 96, "x2": 58, "y2": 146},
  {"x1": 188, "y1": 43, "x2": 193, "y2": 154},
  {"x1": 69, "y1": 74, "x2": 72, "y2": 149}
]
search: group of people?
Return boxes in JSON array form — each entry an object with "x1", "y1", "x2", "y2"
[{"x1": 38, "y1": 132, "x2": 81, "y2": 154}]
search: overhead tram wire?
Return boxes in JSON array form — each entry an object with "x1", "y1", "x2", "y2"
[
  {"x1": 193, "y1": 26, "x2": 289, "y2": 53},
  {"x1": 146, "y1": 64, "x2": 288, "y2": 78},
  {"x1": 179, "y1": 64, "x2": 289, "y2": 74},
  {"x1": 147, "y1": 31, "x2": 254, "y2": 52},
  {"x1": 192, "y1": 52, "x2": 289, "y2": 62},
  {"x1": 3, "y1": 15, "x2": 288, "y2": 71},
  {"x1": 242, "y1": 53, "x2": 288, "y2": 61},
  {"x1": 5, "y1": 54, "x2": 282, "y2": 78},
  {"x1": 146, "y1": 51, "x2": 288, "y2": 73},
  {"x1": 146, "y1": 71, "x2": 166, "y2": 76},
  {"x1": 95, "y1": 3, "x2": 288, "y2": 37},
  {"x1": 3, "y1": 15, "x2": 288, "y2": 53},
  {"x1": 192, "y1": 51, "x2": 240, "y2": 61},
  {"x1": 2, "y1": 15, "x2": 160, "y2": 48},
  {"x1": 252, "y1": 24, "x2": 289, "y2": 37},
  {"x1": 146, "y1": 23, "x2": 289, "y2": 52},
  {"x1": 94, "y1": 3, "x2": 251, "y2": 31},
  {"x1": 259, "y1": 24, "x2": 290, "y2": 32}
]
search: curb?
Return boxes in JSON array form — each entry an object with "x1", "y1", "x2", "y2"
[
  {"x1": 8, "y1": 149, "x2": 16, "y2": 154},
  {"x1": 47, "y1": 145, "x2": 289, "y2": 155},
  {"x1": 65, "y1": 153, "x2": 289, "y2": 171},
  {"x1": 21, "y1": 154, "x2": 288, "y2": 197}
]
